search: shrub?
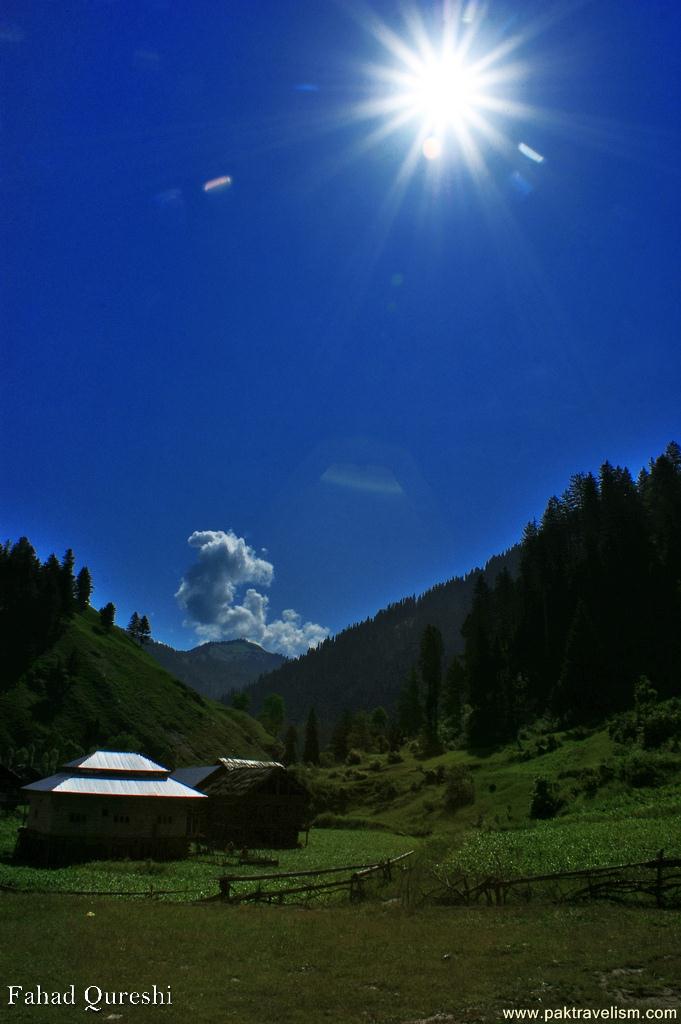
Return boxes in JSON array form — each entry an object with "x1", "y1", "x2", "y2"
[
  {"x1": 369, "y1": 760, "x2": 382, "y2": 772},
  {"x1": 641, "y1": 701, "x2": 681, "y2": 749},
  {"x1": 617, "y1": 751, "x2": 680, "y2": 788},
  {"x1": 529, "y1": 776, "x2": 563, "y2": 819},
  {"x1": 387, "y1": 751, "x2": 403, "y2": 765},
  {"x1": 575, "y1": 767, "x2": 600, "y2": 797},
  {"x1": 609, "y1": 711, "x2": 639, "y2": 745},
  {"x1": 345, "y1": 748, "x2": 362, "y2": 766},
  {"x1": 444, "y1": 765, "x2": 475, "y2": 811},
  {"x1": 374, "y1": 781, "x2": 398, "y2": 803}
]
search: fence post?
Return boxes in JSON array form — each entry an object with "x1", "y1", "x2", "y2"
[
  {"x1": 656, "y1": 849, "x2": 665, "y2": 909},
  {"x1": 350, "y1": 873, "x2": 364, "y2": 902}
]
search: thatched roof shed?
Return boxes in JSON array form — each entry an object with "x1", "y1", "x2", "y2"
[{"x1": 172, "y1": 758, "x2": 310, "y2": 848}]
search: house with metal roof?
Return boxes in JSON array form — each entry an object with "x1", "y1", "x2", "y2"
[
  {"x1": 16, "y1": 751, "x2": 206, "y2": 865},
  {"x1": 172, "y1": 758, "x2": 311, "y2": 848}
]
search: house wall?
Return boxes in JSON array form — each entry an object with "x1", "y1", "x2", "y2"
[{"x1": 26, "y1": 793, "x2": 195, "y2": 840}]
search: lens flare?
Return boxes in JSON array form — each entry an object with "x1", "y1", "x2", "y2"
[{"x1": 422, "y1": 135, "x2": 443, "y2": 160}]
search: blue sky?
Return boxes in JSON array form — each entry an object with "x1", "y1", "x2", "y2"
[{"x1": 2, "y1": 0, "x2": 680, "y2": 653}]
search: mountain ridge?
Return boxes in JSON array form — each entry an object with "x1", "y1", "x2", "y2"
[
  {"x1": 245, "y1": 546, "x2": 521, "y2": 725},
  {"x1": 145, "y1": 637, "x2": 286, "y2": 702}
]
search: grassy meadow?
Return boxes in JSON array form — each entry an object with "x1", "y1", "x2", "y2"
[{"x1": 2, "y1": 895, "x2": 680, "y2": 1023}]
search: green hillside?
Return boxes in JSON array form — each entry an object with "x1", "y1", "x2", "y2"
[
  {"x1": 0, "y1": 607, "x2": 274, "y2": 769},
  {"x1": 297, "y1": 718, "x2": 681, "y2": 883}
]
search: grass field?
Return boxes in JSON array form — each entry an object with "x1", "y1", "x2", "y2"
[{"x1": 2, "y1": 895, "x2": 680, "y2": 1023}]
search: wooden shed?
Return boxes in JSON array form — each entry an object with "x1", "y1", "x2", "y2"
[
  {"x1": 172, "y1": 758, "x2": 311, "y2": 848},
  {"x1": 16, "y1": 751, "x2": 206, "y2": 865}
]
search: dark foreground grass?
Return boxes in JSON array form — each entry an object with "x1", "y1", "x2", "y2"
[{"x1": 2, "y1": 894, "x2": 680, "y2": 1024}]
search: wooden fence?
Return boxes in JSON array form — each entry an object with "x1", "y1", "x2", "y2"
[
  {"x1": 217, "y1": 850, "x2": 415, "y2": 904},
  {"x1": 440, "y1": 850, "x2": 681, "y2": 908}
]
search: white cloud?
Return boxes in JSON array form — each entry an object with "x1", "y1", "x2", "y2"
[{"x1": 176, "y1": 530, "x2": 329, "y2": 657}]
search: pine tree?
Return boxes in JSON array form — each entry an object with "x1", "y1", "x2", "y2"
[
  {"x1": 41, "y1": 554, "x2": 64, "y2": 644},
  {"x1": 552, "y1": 601, "x2": 605, "y2": 723},
  {"x1": 75, "y1": 566, "x2": 92, "y2": 611},
  {"x1": 370, "y1": 706, "x2": 389, "y2": 739},
  {"x1": 260, "y1": 693, "x2": 285, "y2": 737},
  {"x1": 302, "y1": 708, "x2": 320, "y2": 765},
  {"x1": 397, "y1": 668, "x2": 423, "y2": 738},
  {"x1": 442, "y1": 656, "x2": 466, "y2": 733},
  {"x1": 60, "y1": 548, "x2": 76, "y2": 617},
  {"x1": 420, "y1": 624, "x2": 444, "y2": 751},
  {"x1": 283, "y1": 724, "x2": 298, "y2": 765},
  {"x1": 99, "y1": 602, "x2": 116, "y2": 630},
  {"x1": 330, "y1": 709, "x2": 353, "y2": 761},
  {"x1": 127, "y1": 612, "x2": 141, "y2": 641},
  {"x1": 138, "y1": 615, "x2": 152, "y2": 645}
]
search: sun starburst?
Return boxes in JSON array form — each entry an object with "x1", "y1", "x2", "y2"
[{"x1": 349, "y1": 3, "x2": 543, "y2": 181}]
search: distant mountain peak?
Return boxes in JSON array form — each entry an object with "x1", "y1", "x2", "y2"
[{"x1": 146, "y1": 637, "x2": 285, "y2": 702}]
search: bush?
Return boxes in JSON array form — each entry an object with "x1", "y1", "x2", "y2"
[
  {"x1": 641, "y1": 701, "x2": 681, "y2": 749},
  {"x1": 444, "y1": 765, "x2": 475, "y2": 811},
  {"x1": 345, "y1": 748, "x2": 362, "y2": 766},
  {"x1": 616, "y1": 751, "x2": 680, "y2": 788},
  {"x1": 387, "y1": 751, "x2": 403, "y2": 765},
  {"x1": 609, "y1": 710, "x2": 639, "y2": 745},
  {"x1": 369, "y1": 760, "x2": 382, "y2": 772},
  {"x1": 529, "y1": 776, "x2": 563, "y2": 819},
  {"x1": 575, "y1": 767, "x2": 600, "y2": 797},
  {"x1": 374, "y1": 781, "x2": 398, "y2": 803}
]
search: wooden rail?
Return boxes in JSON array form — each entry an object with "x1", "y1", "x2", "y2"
[
  {"x1": 444, "y1": 850, "x2": 681, "y2": 908},
  {"x1": 219, "y1": 850, "x2": 415, "y2": 904}
]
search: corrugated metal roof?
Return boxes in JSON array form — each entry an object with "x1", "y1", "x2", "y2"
[
  {"x1": 218, "y1": 758, "x2": 284, "y2": 771},
  {"x1": 61, "y1": 751, "x2": 168, "y2": 774},
  {"x1": 23, "y1": 773, "x2": 206, "y2": 798},
  {"x1": 171, "y1": 766, "x2": 219, "y2": 790}
]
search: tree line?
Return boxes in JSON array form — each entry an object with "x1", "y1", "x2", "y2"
[
  {"x1": 249, "y1": 442, "x2": 681, "y2": 757},
  {"x1": 456, "y1": 442, "x2": 681, "y2": 745},
  {"x1": 0, "y1": 540, "x2": 92, "y2": 683}
]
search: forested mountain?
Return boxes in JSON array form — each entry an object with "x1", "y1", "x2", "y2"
[
  {"x1": 146, "y1": 638, "x2": 285, "y2": 702},
  {"x1": 246, "y1": 547, "x2": 520, "y2": 725},
  {"x1": 0, "y1": 539, "x2": 274, "y2": 770},
  {"x1": 249, "y1": 443, "x2": 681, "y2": 749},
  {"x1": 462, "y1": 442, "x2": 681, "y2": 744}
]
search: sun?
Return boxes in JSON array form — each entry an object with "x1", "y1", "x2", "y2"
[
  {"x1": 348, "y1": 4, "x2": 541, "y2": 176},
  {"x1": 398, "y1": 48, "x2": 483, "y2": 144}
]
